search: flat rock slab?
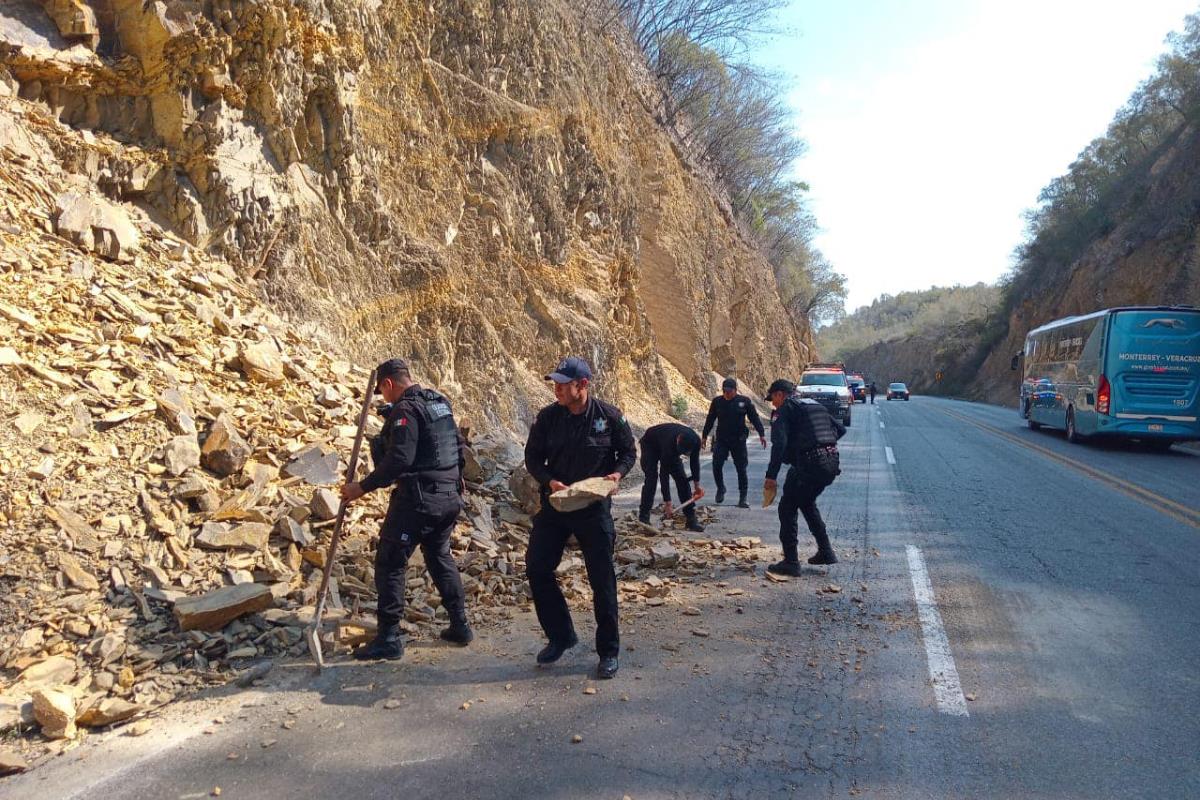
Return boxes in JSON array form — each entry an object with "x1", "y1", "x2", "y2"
[
  {"x1": 549, "y1": 476, "x2": 617, "y2": 512},
  {"x1": 282, "y1": 445, "x2": 340, "y2": 486},
  {"x1": 0, "y1": 747, "x2": 28, "y2": 775},
  {"x1": 174, "y1": 583, "x2": 273, "y2": 632}
]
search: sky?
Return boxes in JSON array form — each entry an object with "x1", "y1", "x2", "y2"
[{"x1": 753, "y1": 0, "x2": 1198, "y2": 312}]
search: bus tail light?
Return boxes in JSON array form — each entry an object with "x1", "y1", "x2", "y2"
[{"x1": 1097, "y1": 374, "x2": 1111, "y2": 415}]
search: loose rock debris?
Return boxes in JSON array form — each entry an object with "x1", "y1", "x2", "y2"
[{"x1": 0, "y1": 115, "x2": 778, "y2": 770}]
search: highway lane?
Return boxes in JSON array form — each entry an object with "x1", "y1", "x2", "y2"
[
  {"x1": 872, "y1": 395, "x2": 1200, "y2": 798},
  {"x1": 7, "y1": 395, "x2": 1199, "y2": 799}
]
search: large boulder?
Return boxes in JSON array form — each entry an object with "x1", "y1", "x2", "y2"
[
  {"x1": 508, "y1": 464, "x2": 542, "y2": 514},
  {"x1": 54, "y1": 192, "x2": 140, "y2": 261}
]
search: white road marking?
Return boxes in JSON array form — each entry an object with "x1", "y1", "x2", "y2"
[
  {"x1": 885, "y1": 446, "x2": 896, "y2": 465},
  {"x1": 905, "y1": 545, "x2": 969, "y2": 717},
  {"x1": 879, "y1": 421, "x2": 885, "y2": 429}
]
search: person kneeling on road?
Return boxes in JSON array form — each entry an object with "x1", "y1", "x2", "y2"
[
  {"x1": 638, "y1": 422, "x2": 705, "y2": 532},
  {"x1": 339, "y1": 358, "x2": 473, "y2": 661},
  {"x1": 763, "y1": 378, "x2": 846, "y2": 576}
]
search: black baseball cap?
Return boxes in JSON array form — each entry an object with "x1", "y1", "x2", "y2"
[
  {"x1": 545, "y1": 356, "x2": 593, "y2": 383},
  {"x1": 722, "y1": 377, "x2": 737, "y2": 390},
  {"x1": 374, "y1": 358, "x2": 410, "y2": 390},
  {"x1": 764, "y1": 378, "x2": 795, "y2": 399}
]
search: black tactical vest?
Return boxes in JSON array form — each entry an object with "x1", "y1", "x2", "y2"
[
  {"x1": 402, "y1": 388, "x2": 459, "y2": 473},
  {"x1": 783, "y1": 396, "x2": 841, "y2": 456}
]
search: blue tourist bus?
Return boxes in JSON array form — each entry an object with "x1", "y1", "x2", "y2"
[{"x1": 1012, "y1": 306, "x2": 1200, "y2": 449}]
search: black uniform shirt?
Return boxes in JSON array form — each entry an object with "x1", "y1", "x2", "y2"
[
  {"x1": 361, "y1": 385, "x2": 464, "y2": 493},
  {"x1": 766, "y1": 396, "x2": 846, "y2": 480},
  {"x1": 702, "y1": 394, "x2": 765, "y2": 442},
  {"x1": 525, "y1": 396, "x2": 637, "y2": 490},
  {"x1": 640, "y1": 423, "x2": 702, "y2": 499}
]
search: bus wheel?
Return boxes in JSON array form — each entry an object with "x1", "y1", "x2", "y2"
[{"x1": 1066, "y1": 408, "x2": 1081, "y2": 443}]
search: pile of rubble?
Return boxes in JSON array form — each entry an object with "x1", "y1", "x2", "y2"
[{"x1": 0, "y1": 103, "x2": 768, "y2": 774}]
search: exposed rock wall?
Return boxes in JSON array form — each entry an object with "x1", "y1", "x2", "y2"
[
  {"x1": 0, "y1": 0, "x2": 810, "y2": 429},
  {"x1": 972, "y1": 121, "x2": 1200, "y2": 400}
]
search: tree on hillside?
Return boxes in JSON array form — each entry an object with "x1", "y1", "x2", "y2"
[{"x1": 581, "y1": 0, "x2": 848, "y2": 331}]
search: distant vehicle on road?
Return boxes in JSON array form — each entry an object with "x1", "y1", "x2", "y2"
[
  {"x1": 798, "y1": 363, "x2": 853, "y2": 427},
  {"x1": 887, "y1": 382, "x2": 910, "y2": 401},
  {"x1": 1012, "y1": 306, "x2": 1200, "y2": 449},
  {"x1": 846, "y1": 373, "x2": 867, "y2": 403}
]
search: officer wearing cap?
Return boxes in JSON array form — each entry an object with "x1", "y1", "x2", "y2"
[
  {"x1": 638, "y1": 422, "x2": 705, "y2": 531},
  {"x1": 763, "y1": 378, "x2": 846, "y2": 576},
  {"x1": 701, "y1": 377, "x2": 766, "y2": 508},
  {"x1": 340, "y1": 359, "x2": 472, "y2": 660},
  {"x1": 524, "y1": 356, "x2": 636, "y2": 679}
]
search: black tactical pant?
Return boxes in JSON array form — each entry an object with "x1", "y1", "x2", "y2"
[
  {"x1": 525, "y1": 498, "x2": 619, "y2": 658},
  {"x1": 778, "y1": 448, "x2": 840, "y2": 557},
  {"x1": 638, "y1": 448, "x2": 698, "y2": 524},
  {"x1": 712, "y1": 437, "x2": 749, "y2": 498},
  {"x1": 375, "y1": 488, "x2": 466, "y2": 634}
]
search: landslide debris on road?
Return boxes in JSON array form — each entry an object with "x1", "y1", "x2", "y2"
[
  {"x1": 0, "y1": 117, "x2": 767, "y2": 766},
  {"x1": 0, "y1": 0, "x2": 806, "y2": 772}
]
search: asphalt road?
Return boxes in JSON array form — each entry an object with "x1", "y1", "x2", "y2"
[{"x1": 7, "y1": 396, "x2": 1199, "y2": 799}]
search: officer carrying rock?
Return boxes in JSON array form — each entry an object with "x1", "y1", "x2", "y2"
[
  {"x1": 638, "y1": 422, "x2": 705, "y2": 531},
  {"x1": 339, "y1": 359, "x2": 472, "y2": 660},
  {"x1": 524, "y1": 357, "x2": 636, "y2": 679},
  {"x1": 762, "y1": 378, "x2": 846, "y2": 576},
  {"x1": 701, "y1": 377, "x2": 766, "y2": 507}
]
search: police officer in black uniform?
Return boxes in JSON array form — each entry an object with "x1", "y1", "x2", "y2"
[
  {"x1": 763, "y1": 378, "x2": 846, "y2": 576},
  {"x1": 638, "y1": 422, "x2": 705, "y2": 531},
  {"x1": 869, "y1": 382, "x2": 877, "y2": 404},
  {"x1": 339, "y1": 359, "x2": 472, "y2": 660},
  {"x1": 524, "y1": 357, "x2": 636, "y2": 679},
  {"x1": 702, "y1": 377, "x2": 766, "y2": 508}
]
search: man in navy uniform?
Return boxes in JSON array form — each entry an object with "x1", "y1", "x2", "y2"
[
  {"x1": 763, "y1": 378, "x2": 845, "y2": 576},
  {"x1": 524, "y1": 357, "x2": 636, "y2": 679},
  {"x1": 340, "y1": 359, "x2": 472, "y2": 660},
  {"x1": 638, "y1": 422, "x2": 705, "y2": 531},
  {"x1": 702, "y1": 377, "x2": 766, "y2": 508}
]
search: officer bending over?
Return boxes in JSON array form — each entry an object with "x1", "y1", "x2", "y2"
[
  {"x1": 763, "y1": 378, "x2": 845, "y2": 576},
  {"x1": 638, "y1": 422, "x2": 705, "y2": 532},
  {"x1": 340, "y1": 359, "x2": 472, "y2": 660},
  {"x1": 702, "y1": 377, "x2": 766, "y2": 508},
  {"x1": 524, "y1": 357, "x2": 636, "y2": 679}
]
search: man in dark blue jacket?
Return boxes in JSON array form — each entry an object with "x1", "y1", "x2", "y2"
[
  {"x1": 763, "y1": 379, "x2": 846, "y2": 576},
  {"x1": 702, "y1": 377, "x2": 766, "y2": 508},
  {"x1": 638, "y1": 422, "x2": 705, "y2": 532},
  {"x1": 524, "y1": 357, "x2": 636, "y2": 679}
]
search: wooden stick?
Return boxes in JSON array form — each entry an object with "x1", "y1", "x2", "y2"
[{"x1": 306, "y1": 369, "x2": 377, "y2": 670}]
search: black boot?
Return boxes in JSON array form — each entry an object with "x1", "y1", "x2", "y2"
[
  {"x1": 736, "y1": 492, "x2": 749, "y2": 509},
  {"x1": 684, "y1": 514, "x2": 704, "y2": 533},
  {"x1": 637, "y1": 512, "x2": 651, "y2": 525},
  {"x1": 354, "y1": 631, "x2": 404, "y2": 661},
  {"x1": 768, "y1": 542, "x2": 802, "y2": 576},
  {"x1": 715, "y1": 488, "x2": 726, "y2": 504},
  {"x1": 536, "y1": 633, "x2": 579, "y2": 665},
  {"x1": 440, "y1": 611, "x2": 474, "y2": 646},
  {"x1": 808, "y1": 531, "x2": 838, "y2": 565}
]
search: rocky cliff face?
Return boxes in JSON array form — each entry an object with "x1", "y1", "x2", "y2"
[{"x1": 1, "y1": 0, "x2": 810, "y2": 430}]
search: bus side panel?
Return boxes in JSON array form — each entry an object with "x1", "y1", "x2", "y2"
[
  {"x1": 1101, "y1": 310, "x2": 1200, "y2": 441},
  {"x1": 1073, "y1": 319, "x2": 1105, "y2": 436}
]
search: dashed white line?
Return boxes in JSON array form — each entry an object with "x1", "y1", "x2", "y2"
[
  {"x1": 905, "y1": 545, "x2": 969, "y2": 717},
  {"x1": 879, "y1": 421, "x2": 886, "y2": 429},
  {"x1": 884, "y1": 446, "x2": 896, "y2": 465}
]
